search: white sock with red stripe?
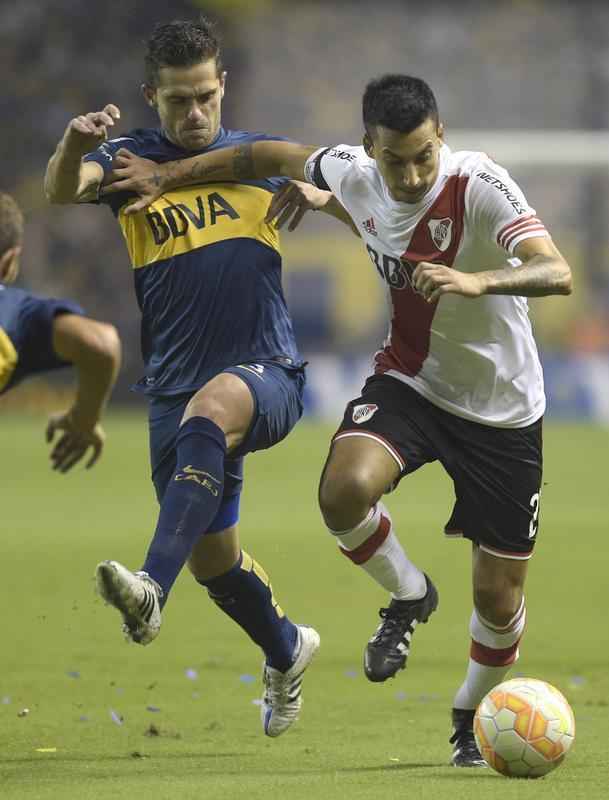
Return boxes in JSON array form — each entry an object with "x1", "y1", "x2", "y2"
[
  {"x1": 453, "y1": 598, "x2": 526, "y2": 710},
  {"x1": 329, "y1": 502, "x2": 427, "y2": 601}
]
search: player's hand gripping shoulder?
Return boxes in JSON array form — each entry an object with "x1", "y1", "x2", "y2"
[
  {"x1": 45, "y1": 411, "x2": 106, "y2": 473},
  {"x1": 101, "y1": 149, "x2": 167, "y2": 214}
]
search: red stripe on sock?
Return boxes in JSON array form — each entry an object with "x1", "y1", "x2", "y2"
[
  {"x1": 340, "y1": 514, "x2": 391, "y2": 565},
  {"x1": 470, "y1": 639, "x2": 520, "y2": 667}
]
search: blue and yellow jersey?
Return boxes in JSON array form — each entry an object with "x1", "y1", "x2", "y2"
[
  {"x1": 84, "y1": 126, "x2": 303, "y2": 396},
  {"x1": 0, "y1": 285, "x2": 83, "y2": 395}
]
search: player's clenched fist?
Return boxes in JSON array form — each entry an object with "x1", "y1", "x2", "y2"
[
  {"x1": 412, "y1": 261, "x2": 484, "y2": 303},
  {"x1": 63, "y1": 104, "x2": 121, "y2": 156}
]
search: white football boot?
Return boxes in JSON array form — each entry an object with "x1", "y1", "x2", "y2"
[
  {"x1": 261, "y1": 624, "x2": 320, "y2": 737},
  {"x1": 96, "y1": 560, "x2": 163, "y2": 645}
]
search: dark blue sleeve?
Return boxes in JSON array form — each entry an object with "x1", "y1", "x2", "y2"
[
  {"x1": 12, "y1": 296, "x2": 85, "y2": 384},
  {"x1": 83, "y1": 134, "x2": 140, "y2": 177},
  {"x1": 83, "y1": 134, "x2": 142, "y2": 212}
]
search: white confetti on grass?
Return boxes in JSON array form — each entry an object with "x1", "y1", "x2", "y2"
[
  {"x1": 185, "y1": 668, "x2": 198, "y2": 681},
  {"x1": 110, "y1": 709, "x2": 124, "y2": 726}
]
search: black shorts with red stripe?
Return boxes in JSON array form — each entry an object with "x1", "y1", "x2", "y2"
[{"x1": 333, "y1": 374, "x2": 543, "y2": 560}]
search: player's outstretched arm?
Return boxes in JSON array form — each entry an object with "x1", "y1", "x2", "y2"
[
  {"x1": 102, "y1": 141, "x2": 318, "y2": 215},
  {"x1": 45, "y1": 104, "x2": 121, "y2": 204},
  {"x1": 413, "y1": 237, "x2": 572, "y2": 304},
  {"x1": 46, "y1": 314, "x2": 121, "y2": 472}
]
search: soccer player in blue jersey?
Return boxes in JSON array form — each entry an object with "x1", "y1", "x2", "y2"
[
  {"x1": 0, "y1": 191, "x2": 121, "y2": 470},
  {"x1": 43, "y1": 17, "x2": 347, "y2": 736}
]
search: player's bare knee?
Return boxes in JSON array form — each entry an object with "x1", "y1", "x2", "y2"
[
  {"x1": 187, "y1": 554, "x2": 232, "y2": 582},
  {"x1": 474, "y1": 583, "x2": 523, "y2": 628},
  {"x1": 187, "y1": 524, "x2": 241, "y2": 581},
  {"x1": 183, "y1": 393, "x2": 226, "y2": 426},
  {"x1": 319, "y1": 466, "x2": 378, "y2": 529}
]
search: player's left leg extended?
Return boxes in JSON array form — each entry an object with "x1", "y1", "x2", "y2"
[
  {"x1": 450, "y1": 547, "x2": 528, "y2": 767},
  {"x1": 444, "y1": 415, "x2": 542, "y2": 767}
]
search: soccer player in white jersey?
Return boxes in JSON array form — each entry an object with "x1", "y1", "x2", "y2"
[{"x1": 101, "y1": 74, "x2": 572, "y2": 767}]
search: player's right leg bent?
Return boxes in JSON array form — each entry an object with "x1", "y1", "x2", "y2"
[{"x1": 318, "y1": 375, "x2": 439, "y2": 682}]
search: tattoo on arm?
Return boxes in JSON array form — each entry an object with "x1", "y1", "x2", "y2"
[
  {"x1": 162, "y1": 143, "x2": 255, "y2": 190},
  {"x1": 233, "y1": 144, "x2": 255, "y2": 180},
  {"x1": 187, "y1": 162, "x2": 226, "y2": 182},
  {"x1": 484, "y1": 256, "x2": 572, "y2": 297}
]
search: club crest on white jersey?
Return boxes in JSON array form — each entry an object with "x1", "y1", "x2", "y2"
[
  {"x1": 427, "y1": 217, "x2": 453, "y2": 252},
  {"x1": 352, "y1": 403, "x2": 379, "y2": 424}
]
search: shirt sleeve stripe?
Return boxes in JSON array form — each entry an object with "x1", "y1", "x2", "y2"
[
  {"x1": 504, "y1": 225, "x2": 548, "y2": 252},
  {"x1": 499, "y1": 219, "x2": 544, "y2": 249},
  {"x1": 496, "y1": 213, "x2": 537, "y2": 246},
  {"x1": 498, "y1": 215, "x2": 543, "y2": 248}
]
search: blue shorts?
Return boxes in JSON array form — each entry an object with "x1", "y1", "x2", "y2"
[{"x1": 148, "y1": 359, "x2": 305, "y2": 533}]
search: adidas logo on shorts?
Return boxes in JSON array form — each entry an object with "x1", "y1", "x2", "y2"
[{"x1": 352, "y1": 403, "x2": 379, "y2": 424}]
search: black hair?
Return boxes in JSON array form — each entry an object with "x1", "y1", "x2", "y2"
[
  {"x1": 0, "y1": 192, "x2": 24, "y2": 257},
  {"x1": 144, "y1": 17, "x2": 222, "y2": 86},
  {"x1": 363, "y1": 74, "x2": 438, "y2": 136}
]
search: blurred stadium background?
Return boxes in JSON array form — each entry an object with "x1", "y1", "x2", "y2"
[{"x1": 2, "y1": 0, "x2": 609, "y2": 421}]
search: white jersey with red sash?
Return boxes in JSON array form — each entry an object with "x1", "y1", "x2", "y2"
[{"x1": 305, "y1": 143, "x2": 550, "y2": 428}]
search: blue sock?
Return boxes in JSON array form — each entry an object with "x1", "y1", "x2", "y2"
[
  {"x1": 199, "y1": 551, "x2": 299, "y2": 672},
  {"x1": 142, "y1": 417, "x2": 226, "y2": 599}
]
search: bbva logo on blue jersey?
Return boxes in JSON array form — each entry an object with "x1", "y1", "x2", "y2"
[{"x1": 145, "y1": 192, "x2": 240, "y2": 245}]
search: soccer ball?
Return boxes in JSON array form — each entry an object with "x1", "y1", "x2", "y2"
[{"x1": 474, "y1": 677, "x2": 575, "y2": 778}]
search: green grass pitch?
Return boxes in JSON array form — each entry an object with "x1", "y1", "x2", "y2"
[{"x1": 1, "y1": 413, "x2": 608, "y2": 799}]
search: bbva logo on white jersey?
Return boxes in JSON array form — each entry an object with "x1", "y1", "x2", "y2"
[
  {"x1": 428, "y1": 217, "x2": 453, "y2": 252},
  {"x1": 352, "y1": 403, "x2": 379, "y2": 424}
]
